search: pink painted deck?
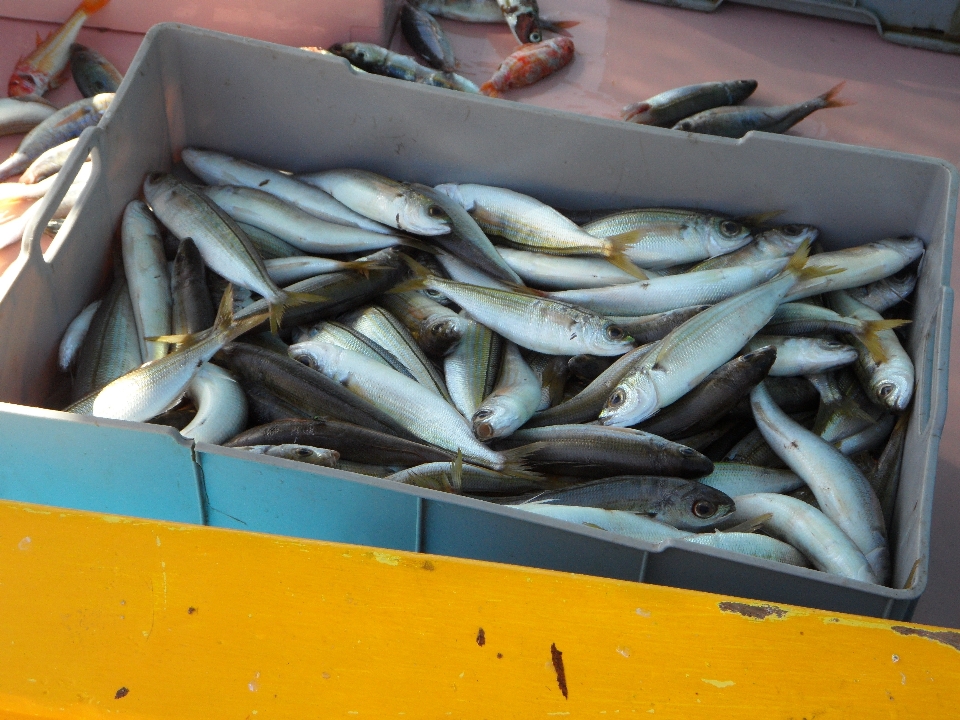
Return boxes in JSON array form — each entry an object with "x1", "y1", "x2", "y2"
[{"x1": 0, "y1": 1, "x2": 957, "y2": 625}]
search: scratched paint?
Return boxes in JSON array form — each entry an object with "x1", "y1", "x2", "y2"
[
  {"x1": 373, "y1": 551, "x2": 401, "y2": 566},
  {"x1": 702, "y1": 679, "x2": 736, "y2": 688}
]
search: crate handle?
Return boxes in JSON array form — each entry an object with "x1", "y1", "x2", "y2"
[
  {"x1": 919, "y1": 286, "x2": 953, "y2": 436},
  {"x1": 21, "y1": 125, "x2": 104, "y2": 266}
]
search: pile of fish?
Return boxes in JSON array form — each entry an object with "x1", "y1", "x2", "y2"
[
  {"x1": 0, "y1": 0, "x2": 121, "y2": 251},
  {"x1": 52, "y1": 146, "x2": 922, "y2": 589}
]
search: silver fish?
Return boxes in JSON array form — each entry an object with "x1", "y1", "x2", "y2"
[
  {"x1": 472, "y1": 342, "x2": 541, "y2": 440},
  {"x1": 236, "y1": 444, "x2": 340, "y2": 467},
  {"x1": 265, "y1": 256, "x2": 385, "y2": 286},
  {"x1": 697, "y1": 462, "x2": 803, "y2": 497},
  {"x1": 179, "y1": 362, "x2": 248, "y2": 445},
  {"x1": 444, "y1": 315, "x2": 503, "y2": 418},
  {"x1": 496, "y1": 247, "x2": 639, "y2": 289},
  {"x1": 121, "y1": 200, "x2": 172, "y2": 361},
  {"x1": 692, "y1": 224, "x2": 818, "y2": 272},
  {"x1": 744, "y1": 335, "x2": 856, "y2": 376},
  {"x1": 847, "y1": 270, "x2": 917, "y2": 313},
  {"x1": 58, "y1": 299, "x2": 100, "y2": 372},
  {"x1": 0, "y1": 96, "x2": 56, "y2": 137},
  {"x1": 622, "y1": 80, "x2": 757, "y2": 127},
  {"x1": 20, "y1": 137, "x2": 79, "y2": 184}
]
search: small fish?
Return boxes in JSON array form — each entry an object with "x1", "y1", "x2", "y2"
[
  {"x1": 264, "y1": 256, "x2": 385, "y2": 286},
  {"x1": 472, "y1": 342, "x2": 541, "y2": 440},
  {"x1": 69, "y1": 43, "x2": 123, "y2": 97},
  {"x1": 236, "y1": 444, "x2": 340, "y2": 467},
  {"x1": 0, "y1": 96, "x2": 57, "y2": 137},
  {"x1": 0, "y1": 93, "x2": 113, "y2": 181},
  {"x1": 179, "y1": 363, "x2": 248, "y2": 445},
  {"x1": 388, "y1": 460, "x2": 543, "y2": 494},
  {"x1": 692, "y1": 224, "x2": 818, "y2": 272},
  {"x1": 121, "y1": 201, "x2": 172, "y2": 361},
  {"x1": 237, "y1": 223, "x2": 300, "y2": 260},
  {"x1": 847, "y1": 270, "x2": 917, "y2": 313},
  {"x1": 622, "y1": 80, "x2": 758, "y2": 127},
  {"x1": 480, "y1": 37, "x2": 575, "y2": 98},
  {"x1": 444, "y1": 315, "x2": 503, "y2": 417},
  {"x1": 496, "y1": 248, "x2": 639, "y2": 290},
  {"x1": 171, "y1": 239, "x2": 216, "y2": 337},
  {"x1": 697, "y1": 463, "x2": 803, "y2": 497},
  {"x1": 401, "y1": 2, "x2": 457, "y2": 72},
  {"x1": 672, "y1": 83, "x2": 851, "y2": 138},
  {"x1": 20, "y1": 137, "x2": 80, "y2": 185},
  {"x1": 381, "y1": 291, "x2": 467, "y2": 357},
  {"x1": 58, "y1": 299, "x2": 100, "y2": 372},
  {"x1": 328, "y1": 42, "x2": 480, "y2": 93},
  {"x1": 8, "y1": 0, "x2": 112, "y2": 97},
  {"x1": 607, "y1": 306, "x2": 709, "y2": 346},
  {"x1": 743, "y1": 335, "x2": 857, "y2": 377},
  {"x1": 299, "y1": 321, "x2": 415, "y2": 378},
  {"x1": 416, "y1": 0, "x2": 577, "y2": 43}
]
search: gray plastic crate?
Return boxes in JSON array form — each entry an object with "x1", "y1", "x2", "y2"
[
  {"x1": 636, "y1": 0, "x2": 960, "y2": 54},
  {"x1": 0, "y1": 23, "x2": 953, "y2": 619}
]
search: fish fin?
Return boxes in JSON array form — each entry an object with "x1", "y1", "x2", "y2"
[
  {"x1": 145, "y1": 333, "x2": 192, "y2": 345},
  {"x1": 479, "y1": 82, "x2": 501, "y2": 98},
  {"x1": 855, "y1": 319, "x2": 911, "y2": 364},
  {"x1": 449, "y1": 450, "x2": 464, "y2": 493},
  {"x1": 388, "y1": 254, "x2": 432, "y2": 293},
  {"x1": 724, "y1": 513, "x2": 774, "y2": 534},
  {"x1": 53, "y1": 107, "x2": 92, "y2": 129},
  {"x1": 215, "y1": 284, "x2": 236, "y2": 333},
  {"x1": 736, "y1": 210, "x2": 784, "y2": 227},
  {"x1": 79, "y1": 0, "x2": 111, "y2": 15},
  {"x1": 787, "y1": 239, "x2": 843, "y2": 281},
  {"x1": 497, "y1": 441, "x2": 548, "y2": 479},
  {"x1": 603, "y1": 231, "x2": 648, "y2": 279},
  {"x1": 340, "y1": 259, "x2": 392, "y2": 278},
  {"x1": 267, "y1": 292, "x2": 323, "y2": 335},
  {"x1": 582, "y1": 522, "x2": 605, "y2": 530},
  {"x1": 820, "y1": 81, "x2": 853, "y2": 109},
  {"x1": 397, "y1": 236, "x2": 438, "y2": 254},
  {"x1": 34, "y1": 32, "x2": 45, "y2": 47},
  {"x1": 502, "y1": 280, "x2": 547, "y2": 297}
]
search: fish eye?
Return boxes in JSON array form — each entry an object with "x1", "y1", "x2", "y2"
[
  {"x1": 475, "y1": 409, "x2": 493, "y2": 419},
  {"x1": 608, "y1": 390, "x2": 626, "y2": 408},
  {"x1": 605, "y1": 324, "x2": 625, "y2": 341},
  {"x1": 783, "y1": 224, "x2": 803, "y2": 236},
  {"x1": 426, "y1": 204, "x2": 446, "y2": 218},
  {"x1": 692, "y1": 500, "x2": 718, "y2": 519},
  {"x1": 720, "y1": 221, "x2": 743, "y2": 237},
  {"x1": 295, "y1": 448, "x2": 311, "y2": 458},
  {"x1": 679, "y1": 447, "x2": 696, "y2": 457},
  {"x1": 879, "y1": 384, "x2": 894, "y2": 398},
  {"x1": 530, "y1": 31, "x2": 542, "y2": 42}
]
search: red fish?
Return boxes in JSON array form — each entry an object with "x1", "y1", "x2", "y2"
[
  {"x1": 480, "y1": 37, "x2": 574, "y2": 98},
  {"x1": 9, "y1": 0, "x2": 111, "y2": 98}
]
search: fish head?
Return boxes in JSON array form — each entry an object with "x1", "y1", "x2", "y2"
[
  {"x1": 433, "y1": 183, "x2": 475, "y2": 213},
  {"x1": 399, "y1": 187, "x2": 452, "y2": 236},
  {"x1": 513, "y1": 12, "x2": 542, "y2": 43},
  {"x1": 657, "y1": 482, "x2": 735, "y2": 531},
  {"x1": 599, "y1": 371, "x2": 659, "y2": 427},
  {"x1": 739, "y1": 344, "x2": 778, "y2": 377},
  {"x1": 729, "y1": 79, "x2": 759, "y2": 101},
  {"x1": 584, "y1": 320, "x2": 634, "y2": 356},
  {"x1": 704, "y1": 217, "x2": 752, "y2": 256},
  {"x1": 621, "y1": 102, "x2": 652, "y2": 124},
  {"x1": 8, "y1": 70, "x2": 41, "y2": 97},
  {"x1": 873, "y1": 371, "x2": 913, "y2": 413},
  {"x1": 425, "y1": 317, "x2": 465, "y2": 355},
  {"x1": 888, "y1": 269, "x2": 918, "y2": 299},
  {"x1": 758, "y1": 224, "x2": 819, "y2": 255},
  {"x1": 142, "y1": 172, "x2": 179, "y2": 205},
  {"x1": 810, "y1": 338, "x2": 858, "y2": 365},
  {"x1": 472, "y1": 402, "x2": 516, "y2": 441},
  {"x1": 269, "y1": 444, "x2": 339, "y2": 467},
  {"x1": 328, "y1": 42, "x2": 386, "y2": 70},
  {"x1": 890, "y1": 236, "x2": 926, "y2": 265},
  {"x1": 288, "y1": 341, "x2": 348, "y2": 381}
]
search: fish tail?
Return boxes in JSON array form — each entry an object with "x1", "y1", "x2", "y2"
[
  {"x1": 724, "y1": 513, "x2": 773, "y2": 534},
  {"x1": 388, "y1": 254, "x2": 432, "y2": 293},
  {"x1": 497, "y1": 441, "x2": 548, "y2": 479},
  {"x1": 269, "y1": 291, "x2": 325, "y2": 334},
  {"x1": 215, "y1": 284, "x2": 236, "y2": 333},
  {"x1": 78, "y1": 0, "x2": 111, "y2": 16},
  {"x1": 341, "y1": 259, "x2": 392, "y2": 277},
  {"x1": 786, "y1": 239, "x2": 843, "y2": 281},
  {"x1": 604, "y1": 230, "x2": 648, "y2": 280},
  {"x1": 820, "y1": 81, "x2": 853, "y2": 109},
  {"x1": 450, "y1": 450, "x2": 464, "y2": 493},
  {"x1": 480, "y1": 82, "x2": 501, "y2": 98},
  {"x1": 856, "y1": 319, "x2": 911, "y2": 364}
]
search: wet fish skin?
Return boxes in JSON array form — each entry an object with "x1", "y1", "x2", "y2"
[
  {"x1": 122, "y1": 200, "x2": 172, "y2": 361},
  {"x1": 401, "y1": 2, "x2": 457, "y2": 72},
  {"x1": 226, "y1": 418, "x2": 453, "y2": 467},
  {"x1": 480, "y1": 37, "x2": 575, "y2": 98},
  {"x1": 497, "y1": 248, "x2": 639, "y2": 290},
  {"x1": 686, "y1": 532, "x2": 809, "y2": 568},
  {"x1": 0, "y1": 93, "x2": 113, "y2": 181},
  {"x1": 515, "y1": 503, "x2": 691, "y2": 543},
  {"x1": 236, "y1": 444, "x2": 340, "y2": 467},
  {"x1": 495, "y1": 424, "x2": 713, "y2": 480},
  {"x1": 181, "y1": 148, "x2": 390, "y2": 233},
  {"x1": 847, "y1": 270, "x2": 917, "y2": 313},
  {"x1": 389, "y1": 461, "x2": 543, "y2": 495},
  {"x1": 237, "y1": 222, "x2": 300, "y2": 260},
  {"x1": 171, "y1": 239, "x2": 216, "y2": 337},
  {"x1": 327, "y1": 43, "x2": 480, "y2": 93},
  {"x1": 524, "y1": 351, "x2": 569, "y2": 411},
  {"x1": 472, "y1": 342, "x2": 541, "y2": 440},
  {"x1": 697, "y1": 462, "x2": 804, "y2": 497},
  {"x1": 20, "y1": 137, "x2": 79, "y2": 184},
  {"x1": 179, "y1": 362, "x2": 248, "y2": 445},
  {"x1": 58, "y1": 299, "x2": 100, "y2": 372},
  {"x1": 265, "y1": 256, "x2": 384, "y2": 286},
  {"x1": 301, "y1": 320, "x2": 415, "y2": 378},
  {"x1": 519, "y1": 475, "x2": 734, "y2": 531},
  {"x1": 622, "y1": 80, "x2": 757, "y2": 127},
  {"x1": 69, "y1": 43, "x2": 123, "y2": 97},
  {"x1": 381, "y1": 291, "x2": 467, "y2": 357},
  {"x1": 0, "y1": 96, "x2": 56, "y2": 137},
  {"x1": 241, "y1": 381, "x2": 312, "y2": 425},
  {"x1": 744, "y1": 335, "x2": 857, "y2": 377},
  {"x1": 874, "y1": 413, "x2": 908, "y2": 533},
  {"x1": 444, "y1": 317, "x2": 503, "y2": 417},
  {"x1": 692, "y1": 224, "x2": 818, "y2": 272},
  {"x1": 672, "y1": 82, "x2": 850, "y2": 138},
  {"x1": 727, "y1": 493, "x2": 874, "y2": 583},
  {"x1": 638, "y1": 346, "x2": 776, "y2": 439}
]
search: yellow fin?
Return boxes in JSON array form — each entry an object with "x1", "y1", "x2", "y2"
[
  {"x1": 450, "y1": 450, "x2": 464, "y2": 493},
  {"x1": 724, "y1": 513, "x2": 773, "y2": 534},
  {"x1": 388, "y1": 254, "x2": 433, "y2": 294},
  {"x1": 855, "y1": 318, "x2": 911, "y2": 364},
  {"x1": 603, "y1": 231, "x2": 648, "y2": 280}
]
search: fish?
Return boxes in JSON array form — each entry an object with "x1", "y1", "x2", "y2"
[
  {"x1": 436, "y1": 250, "x2": 513, "y2": 290},
  {"x1": 327, "y1": 42, "x2": 480, "y2": 93},
  {"x1": 388, "y1": 460, "x2": 544, "y2": 494},
  {"x1": 599, "y1": 242, "x2": 836, "y2": 427},
  {"x1": 550, "y1": 259, "x2": 787, "y2": 317},
  {"x1": 750, "y1": 381, "x2": 888, "y2": 583},
  {"x1": 73, "y1": 273, "x2": 142, "y2": 400},
  {"x1": 480, "y1": 37, "x2": 575, "y2": 98},
  {"x1": 435, "y1": 183, "x2": 645, "y2": 279},
  {"x1": 0, "y1": 96, "x2": 57, "y2": 137},
  {"x1": 834, "y1": 414, "x2": 895, "y2": 457},
  {"x1": 237, "y1": 223, "x2": 300, "y2": 260},
  {"x1": 143, "y1": 173, "x2": 317, "y2": 334},
  {"x1": 622, "y1": 80, "x2": 758, "y2": 127},
  {"x1": 514, "y1": 503, "x2": 690, "y2": 542},
  {"x1": 180, "y1": 148, "x2": 391, "y2": 234},
  {"x1": 178, "y1": 363, "x2": 248, "y2": 445},
  {"x1": 847, "y1": 269, "x2": 918, "y2": 313},
  {"x1": 672, "y1": 82, "x2": 851, "y2": 138},
  {"x1": 444, "y1": 315, "x2": 503, "y2": 417},
  {"x1": 697, "y1": 463, "x2": 804, "y2": 498},
  {"x1": 225, "y1": 417, "x2": 454, "y2": 467},
  {"x1": 20, "y1": 137, "x2": 80, "y2": 184},
  {"x1": 725, "y1": 493, "x2": 873, "y2": 583},
  {"x1": 242, "y1": 381, "x2": 311, "y2": 425},
  {"x1": 298, "y1": 169, "x2": 452, "y2": 236},
  {"x1": 472, "y1": 342, "x2": 541, "y2": 440},
  {"x1": 525, "y1": 352, "x2": 569, "y2": 410},
  {"x1": 91, "y1": 287, "x2": 268, "y2": 422},
  {"x1": 0, "y1": 93, "x2": 113, "y2": 181},
  {"x1": 400, "y1": 2, "x2": 457, "y2": 72},
  {"x1": 416, "y1": 0, "x2": 576, "y2": 43},
  {"x1": 288, "y1": 340, "x2": 534, "y2": 472},
  {"x1": 517, "y1": 476, "x2": 733, "y2": 531},
  {"x1": 201, "y1": 185, "x2": 405, "y2": 255},
  {"x1": 235, "y1": 444, "x2": 340, "y2": 467},
  {"x1": 299, "y1": 321, "x2": 416, "y2": 378},
  {"x1": 637, "y1": 346, "x2": 776, "y2": 439},
  {"x1": 785, "y1": 237, "x2": 925, "y2": 302},
  {"x1": 826, "y1": 291, "x2": 914, "y2": 412},
  {"x1": 8, "y1": 0, "x2": 112, "y2": 97},
  {"x1": 607, "y1": 306, "x2": 710, "y2": 346},
  {"x1": 215, "y1": 341, "x2": 415, "y2": 437},
  {"x1": 380, "y1": 291, "x2": 467, "y2": 357},
  {"x1": 691, "y1": 224, "x2": 818, "y2": 272},
  {"x1": 495, "y1": 247, "x2": 640, "y2": 290},
  {"x1": 58, "y1": 299, "x2": 100, "y2": 372},
  {"x1": 392, "y1": 256, "x2": 635, "y2": 356},
  {"x1": 121, "y1": 201, "x2": 172, "y2": 361},
  {"x1": 874, "y1": 413, "x2": 908, "y2": 532},
  {"x1": 69, "y1": 43, "x2": 123, "y2": 96},
  {"x1": 581, "y1": 209, "x2": 753, "y2": 269},
  {"x1": 264, "y1": 256, "x2": 387, "y2": 286},
  {"x1": 679, "y1": 531, "x2": 810, "y2": 567},
  {"x1": 494, "y1": 424, "x2": 713, "y2": 480},
  {"x1": 566, "y1": 355, "x2": 613, "y2": 383},
  {"x1": 171, "y1": 239, "x2": 216, "y2": 337},
  {"x1": 743, "y1": 335, "x2": 857, "y2": 376}
]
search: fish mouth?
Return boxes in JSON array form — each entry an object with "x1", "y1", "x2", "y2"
[{"x1": 514, "y1": 13, "x2": 541, "y2": 44}]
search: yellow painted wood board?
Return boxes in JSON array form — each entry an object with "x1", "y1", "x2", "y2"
[{"x1": 0, "y1": 498, "x2": 956, "y2": 719}]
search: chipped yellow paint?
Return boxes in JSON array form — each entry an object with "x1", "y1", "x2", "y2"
[{"x1": 0, "y1": 498, "x2": 956, "y2": 718}]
